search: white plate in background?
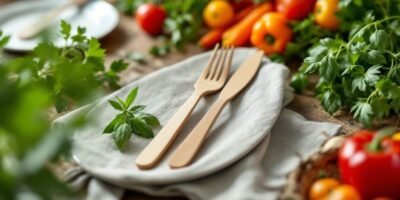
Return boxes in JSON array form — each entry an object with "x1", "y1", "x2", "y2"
[{"x1": 0, "y1": 0, "x2": 119, "y2": 51}]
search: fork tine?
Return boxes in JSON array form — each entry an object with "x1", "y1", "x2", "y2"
[
  {"x1": 206, "y1": 47, "x2": 223, "y2": 80},
  {"x1": 212, "y1": 46, "x2": 228, "y2": 81},
  {"x1": 218, "y1": 46, "x2": 234, "y2": 81},
  {"x1": 200, "y1": 44, "x2": 220, "y2": 79}
]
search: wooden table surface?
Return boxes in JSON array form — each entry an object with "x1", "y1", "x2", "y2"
[{"x1": 1, "y1": 1, "x2": 395, "y2": 199}]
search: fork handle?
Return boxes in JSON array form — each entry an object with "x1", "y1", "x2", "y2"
[
  {"x1": 169, "y1": 99, "x2": 227, "y2": 169},
  {"x1": 135, "y1": 91, "x2": 204, "y2": 169}
]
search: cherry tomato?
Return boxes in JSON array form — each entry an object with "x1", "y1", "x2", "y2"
[
  {"x1": 203, "y1": 0, "x2": 234, "y2": 28},
  {"x1": 314, "y1": 0, "x2": 340, "y2": 30},
  {"x1": 328, "y1": 185, "x2": 361, "y2": 200},
  {"x1": 309, "y1": 178, "x2": 340, "y2": 200},
  {"x1": 276, "y1": 0, "x2": 316, "y2": 20},
  {"x1": 135, "y1": 4, "x2": 166, "y2": 36},
  {"x1": 392, "y1": 132, "x2": 400, "y2": 141}
]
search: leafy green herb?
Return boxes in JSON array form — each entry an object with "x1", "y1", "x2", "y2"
[
  {"x1": 9, "y1": 20, "x2": 129, "y2": 112},
  {"x1": 292, "y1": 0, "x2": 400, "y2": 126},
  {"x1": 104, "y1": 87, "x2": 160, "y2": 150}
]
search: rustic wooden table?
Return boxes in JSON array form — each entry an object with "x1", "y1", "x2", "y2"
[{"x1": 2, "y1": 1, "x2": 390, "y2": 199}]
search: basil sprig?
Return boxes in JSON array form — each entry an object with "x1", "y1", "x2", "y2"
[{"x1": 103, "y1": 87, "x2": 160, "y2": 150}]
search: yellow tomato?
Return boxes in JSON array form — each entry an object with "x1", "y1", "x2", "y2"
[
  {"x1": 309, "y1": 178, "x2": 340, "y2": 200},
  {"x1": 392, "y1": 132, "x2": 400, "y2": 141},
  {"x1": 327, "y1": 185, "x2": 361, "y2": 200},
  {"x1": 203, "y1": 0, "x2": 234, "y2": 28},
  {"x1": 314, "y1": 0, "x2": 340, "y2": 30}
]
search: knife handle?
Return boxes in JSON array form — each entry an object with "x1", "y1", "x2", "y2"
[
  {"x1": 135, "y1": 92, "x2": 204, "y2": 169},
  {"x1": 169, "y1": 99, "x2": 227, "y2": 169}
]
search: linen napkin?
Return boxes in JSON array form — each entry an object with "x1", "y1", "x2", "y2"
[{"x1": 57, "y1": 48, "x2": 341, "y2": 200}]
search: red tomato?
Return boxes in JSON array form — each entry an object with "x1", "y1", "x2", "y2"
[
  {"x1": 135, "y1": 4, "x2": 166, "y2": 36},
  {"x1": 276, "y1": 0, "x2": 316, "y2": 20}
]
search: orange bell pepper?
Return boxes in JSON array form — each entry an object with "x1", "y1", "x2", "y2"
[
  {"x1": 250, "y1": 12, "x2": 293, "y2": 55},
  {"x1": 222, "y1": 3, "x2": 273, "y2": 47}
]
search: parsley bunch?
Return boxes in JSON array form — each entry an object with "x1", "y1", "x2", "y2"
[
  {"x1": 291, "y1": 0, "x2": 400, "y2": 126},
  {"x1": 9, "y1": 21, "x2": 129, "y2": 112},
  {"x1": 103, "y1": 87, "x2": 160, "y2": 150}
]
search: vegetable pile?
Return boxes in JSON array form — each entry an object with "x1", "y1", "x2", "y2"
[
  {"x1": 309, "y1": 128, "x2": 400, "y2": 199},
  {"x1": 119, "y1": 0, "x2": 400, "y2": 127}
]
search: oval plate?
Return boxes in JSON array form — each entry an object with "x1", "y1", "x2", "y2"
[{"x1": 0, "y1": 0, "x2": 119, "y2": 52}]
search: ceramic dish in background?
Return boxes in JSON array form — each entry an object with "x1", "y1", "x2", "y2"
[{"x1": 0, "y1": 0, "x2": 119, "y2": 52}]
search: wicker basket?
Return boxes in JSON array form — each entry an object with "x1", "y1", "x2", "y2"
[{"x1": 279, "y1": 135, "x2": 347, "y2": 200}]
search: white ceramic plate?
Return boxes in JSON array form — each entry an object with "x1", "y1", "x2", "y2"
[{"x1": 0, "y1": 0, "x2": 119, "y2": 52}]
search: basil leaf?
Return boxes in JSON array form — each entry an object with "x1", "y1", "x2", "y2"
[
  {"x1": 108, "y1": 100, "x2": 123, "y2": 111},
  {"x1": 130, "y1": 118, "x2": 154, "y2": 139},
  {"x1": 103, "y1": 114, "x2": 124, "y2": 134},
  {"x1": 125, "y1": 87, "x2": 138, "y2": 108},
  {"x1": 112, "y1": 123, "x2": 132, "y2": 150}
]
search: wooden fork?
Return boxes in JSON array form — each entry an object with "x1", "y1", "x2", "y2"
[{"x1": 135, "y1": 45, "x2": 234, "y2": 169}]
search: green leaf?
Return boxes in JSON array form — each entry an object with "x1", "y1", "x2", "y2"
[
  {"x1": 0, "y1": 32, "x2": 10, "y2": 48},
  {"x1": 60, "y1": 20, "x2": 71, "y2": 40},
  {"x1": 103, "y1": 114, "x2": 123, "y2": 133},
  {"x1": 149, "y1": 45, "x2": 170, "y2": 57},
  {"x1": 108, "y1": 100, "x2": 123, "y2": 111},
  {"x1": 319, "y1": 55, "x2": 339, "y2": 82},
  {"x1": 110, "y1": 59, "x2": 129, "y2": 72},
  {"x1": 290, "y1": 73, "x2": 308, "y2": 93},
  {"x1": 303, "y1": 56, "x2": 320, "y2": 74},
  {"x1": 371, "y1": 97, "x2": 390, "y2": 119},
  {"x1": 136, "y1": 113, "x2": 160, "y2": 127},
  {"x1": 351, "y1": 101, "x2": 373, "y2": 127},
  {"x1": 112, "y1": 123, "x2": 132, "y2": 150},
  {"x1": 352, "y1": 76, "x2": 367, "y2": 91},
  {"x1": 130, "y1": 118, "x2": 154, "y2": 138},
  {"x1": 321, "y1": 90, "x2": 342, "y2": 114},
  {"x1": 129, "y1": 105, "x2": 146, "y2": 113},
  {"x1": 116, "y1": 96, "x2": 126, "y2": 109},
  {"x1": 364, "y1": 50, "x2": 386, "y2": 65},
  {"x1": 55, "y1": 94, "x2": 68, "y2": 113},
  {"x1": 127, "y1": 52, "x2": 146, "y2": 64},
  {"x1": 86, "y1": 38, "x2": 105, "y2": 58},
  {"x1": 125, "y1": 87, "x2": 138, "y2": 108},
  {"x1": 370, "y1": 30, "x2": 389, "y2": 50},
  {"x1": 364, "y1": 65, "x2": 381, "y2": 84}
]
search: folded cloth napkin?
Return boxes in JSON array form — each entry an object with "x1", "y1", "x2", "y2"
[{"x1": 57, "y1": 48, "x2": 341, "y2": 200}]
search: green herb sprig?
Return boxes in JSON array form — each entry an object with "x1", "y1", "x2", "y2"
[
  {"x1": 103, "y1": 87, "x2": 160, "y2": 150},
  {"x1": 291, "y1": 0, "x2": 400, "y2": 127}
]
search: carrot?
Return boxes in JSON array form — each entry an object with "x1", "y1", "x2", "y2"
[
  {"x1": 198, "y1": 28, "x2": 225, "y2": 49},
  {"x1": 198, "y1": 5, "x2": 257, "y2": 49},
  {"x1": 232, "y1": 5, "x2": 256, "y2": 24},
  {"x1": 222, "y1": 3, "x2": 273, "y2": 47}
]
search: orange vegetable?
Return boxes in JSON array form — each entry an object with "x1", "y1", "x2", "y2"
[
  {"x1": 203, "y1": 0, "x2": 235, "y2": 28},
  {"x1": 309, "y1": 178, "x2": 361, "y2": 200},
  {"x1": 232, "y1": 5, "x2": 256, "y2": 24},
  {"x1": 314, "y1": 0, "x2": 340, "y2": 30},
  {"x1": 222, "y1": 3, "x2": 273, "y2": 47},
  {"x1": 392, "y1": 132, "x2": 400, "y2": 141},
  {"x1": 198, "y1": 6, "x2": 256, "y2": 49},
  {"x1": 198, "y1": 29, "x2": 225, "y2": 49},
  {"x1": 328, "y1": 185, "x2": 362, "y2": 200},
  {"x1": 309, "y1": 178, "x2": 340, "y2": 200},
  {"x1": 250, "y1": 12, "x2": 293, "y2": 55}
]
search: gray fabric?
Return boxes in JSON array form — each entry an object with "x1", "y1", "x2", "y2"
[{"x1": 57, "y1": 48, "x2": 341, "y2": 200}]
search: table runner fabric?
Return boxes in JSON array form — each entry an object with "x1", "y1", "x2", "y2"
[{"x1": 57, "y1": 48, "x2": 341, "y2": 200}]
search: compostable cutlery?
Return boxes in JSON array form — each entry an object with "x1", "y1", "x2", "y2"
[
  {"x1": 136, "y1": 45, "x2": 234, "y2": 169},
  {"x1": 169, "y1": 50, "x2": 264, "y2": 169}
]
